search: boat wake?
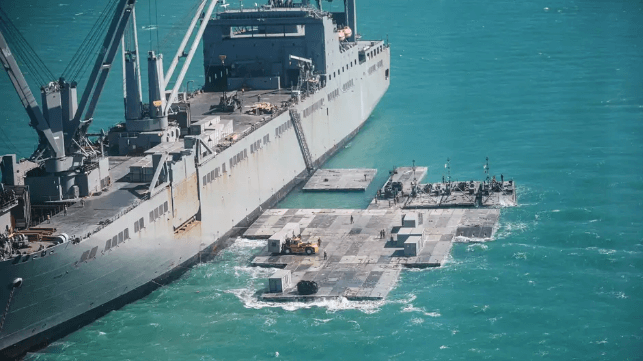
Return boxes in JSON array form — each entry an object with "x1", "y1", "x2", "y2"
[{"x1": 218, "y1": 238, "x2": 386, "y2": 313}]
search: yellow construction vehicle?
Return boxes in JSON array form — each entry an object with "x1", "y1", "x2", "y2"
[{"x1": 282, "y1": 236, "x2": 318, "y2": 255}]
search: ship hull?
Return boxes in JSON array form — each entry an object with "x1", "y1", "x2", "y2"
[{"x1": 0, "y1": 45, "x2": 390, "y2": 359}]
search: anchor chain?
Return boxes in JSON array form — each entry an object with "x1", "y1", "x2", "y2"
[{"x1": 0, "y1": 287, "x2": 16, "y2": 334}]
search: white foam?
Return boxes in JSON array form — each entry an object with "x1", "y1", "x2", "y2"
[
  {"x1": 226, "y1": 288, "x2": 385, "y2": 314},
  {"x1": 401, "y1": 303, "x2": 441, "y2": 317},
  {"x1": 229, "y1": 237, "x2": 266, "y2": 250},
  {"x1": 313, "y1": 318, "x2": 333, "y2": 324},
  {"x1": 454, "y1": 235, "x2": 493, "y2": 243},
  {"x1": 495, "y1": 221, "x2": 529, "y2": 238},
  {"x1": 465, "y1": 243, "x2": 489, "y2": 252},
  {"x1": 409, "y1": 317, "x2": 424, "y2": 324}
]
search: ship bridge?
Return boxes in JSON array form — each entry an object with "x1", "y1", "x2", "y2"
[{"x1": 203, "y1": 1, "x2": 357, "y2": 92}]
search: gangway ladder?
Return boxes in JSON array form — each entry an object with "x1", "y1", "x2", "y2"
[{"x1": 289, "y1": 109, "x2": 315, "y2": 173}]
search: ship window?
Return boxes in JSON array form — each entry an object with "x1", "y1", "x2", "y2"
[
  {"x1": 118, "y1": 232, "x2": 124, "y2": 244},
  {"x1": 89, "y1": 246, "x2": 98, "y2": 259},
  {"x1": 159, "y1": 205, "x2": 164, "y2": 215},
  {"x1": 207, "y1": 173, "x2": 211, "y2": 183},
  {"x1": 149, "y1": 211, "x2": 154, "y2": 223},
  {"x1": 124, "y1": 228, "x2": 129, "y2": 239},
  {"x1": 203, "y1": 175, "x2": 207, "y2": 185},
  {"x1": 244, "y1": 149, "x2": 247, "y2": 158},
  {"x1": 222, "y1": 163, "x2": 227, "y2": 172},
  {"x1": 251, "y1": 144, "x2": 254, "y2": 153},
  {"x1": 139, "y1": 217, "x2": 144, "y2": 230},
  {"x1": 154, "y1": 208, "x2": 159, "y2": 220},
  {"x1": 134, "y1": 221, "x2": 139, "y2": 233},
  {"x1": 112, "y1": 236, "x2": 118, "y2": 248},
  {"x1": 105, "y1": 240, "x2": 111, "y2": 251}
]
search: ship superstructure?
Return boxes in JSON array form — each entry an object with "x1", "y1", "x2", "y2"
[{"x1": 0, "y1": 0, "x2": 390, "y2": 357}]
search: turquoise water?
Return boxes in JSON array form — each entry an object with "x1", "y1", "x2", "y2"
[{"x1": 1, "y1": 0, "x2": 641, "y2": 359}]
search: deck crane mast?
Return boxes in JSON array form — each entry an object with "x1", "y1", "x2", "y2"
[
  {"x1": 121, "y1": 0, "x2": 218, "y2": 135},
  {"x1": 0, "y1": 0, "x2": 136, "y2": 201}
]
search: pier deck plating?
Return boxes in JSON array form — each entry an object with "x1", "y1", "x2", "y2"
[
  {"x1": 302, "y1": 168, "x2": 377, "y2": 191},
  {"x1": 245, "y1": 207, "x2": 500, "y2": 301},
  {"x1": 244, "y1": 165, "x2": 513, "y2": 301}
]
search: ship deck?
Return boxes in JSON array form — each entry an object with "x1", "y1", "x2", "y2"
[
  {"x1": 43, "y1": 156, "x2": 147, "y2": 240},
  {"x1": 187, "y1": 89, "x2": 295, "y2": 133}
]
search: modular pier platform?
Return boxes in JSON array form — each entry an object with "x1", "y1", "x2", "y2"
[
  {"x1": 405, "y1": 180, "x2": 517, "y2": 208},
  {"x1": 243, "y1": 165, "x2": 515, "y2": 301},
  {"x1": 245, "y1": 207, "x2": 500, "y2": 300},
  {"x1": 302, "y1": 169, "x2": 377, "y2": 191}
]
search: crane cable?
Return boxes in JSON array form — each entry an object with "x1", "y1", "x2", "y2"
[
  {"x1": 61, "y1": 0, "x2": 119, "y2": 80},
  {"x1": 159, "y1": 0, "x2": 204, "y2": 50},
  {"x1": 67, "y1": 0, "x2": 121, "y2": 82},
  {"x1": 0, "y1": 7, "x2": 55, "y2": 86}
]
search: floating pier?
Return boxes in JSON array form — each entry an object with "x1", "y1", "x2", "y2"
[
  {"x1": 302, "y1": 168, "x2": 377, "y2": 192},
  {"x1": 245, "y1": 207, "x2": 500, "y2": 300},
  {"x1": 244, "y1": 165, "x2": 515, "y2": 301},
  {"x1": 405, "y1": 180, "x2": 517, "y2": 208}
]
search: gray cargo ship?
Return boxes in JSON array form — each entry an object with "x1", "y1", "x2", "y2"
[{"x1": 0, "y1": 0, "x2": 390, "y2": 357}]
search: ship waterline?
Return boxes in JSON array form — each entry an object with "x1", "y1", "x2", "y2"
[{"x1": 0, "y1": 3, "x2": 390, "y2": 357}]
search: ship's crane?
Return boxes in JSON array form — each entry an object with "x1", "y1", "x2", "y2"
[
  {"x1": 0, "y1": 0, "x2": 136, "y2": 172},
  {"x1": 0, "y1": 0, "x2": 136, "y2": 205},
  {"x1": 289, "y1": 55, "x2": 317, "y2": 93},
  {"x1": 0, "y1": 32, "x2": 63, "y2": 160},
  {"x1": 121, "y1": 0, "x2": 219, "y2": 131}
]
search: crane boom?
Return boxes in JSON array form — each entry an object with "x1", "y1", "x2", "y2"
[
  {"x1": 0, "y1": 30, "x2": 64, "y2": 158},
  {"x1": 164, "y1": 0, "x2": 218, "y2": 115},
  {"x1": 70, "y1": 0, "x2": 136, "y2": 145},
  {"x1": 163, "y1": 0, "x2": 208, "y2": 89}
]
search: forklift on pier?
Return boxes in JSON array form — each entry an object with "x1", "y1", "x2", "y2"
[{"x1": 282, "y1": 235, "x2": 318, "y2": 255}]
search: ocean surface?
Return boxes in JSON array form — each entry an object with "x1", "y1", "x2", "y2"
[{"x1": 0, "y1": 0, "x2": 642, "y2": 359}]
